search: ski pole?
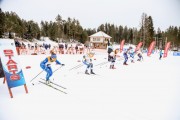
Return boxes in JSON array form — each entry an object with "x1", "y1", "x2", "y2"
[
  {"x1": 69, "y1": 64, "x2": 82, "y2": 70},
  {"x1": 53, "y1": 65, "x2": 64, "y2": 74},
  {"x1": 30, "y1": 70, "x2": 44, "y2": 82},
  {"x1": 95, "y1": 61, "x2": 109, "y2": 67},
  {"x1": 69, "y1": 64, "x2": 83, "y2": 71},
  {"x1": 31, "y1": 65, "x2": 63, "y2": 85},
  {"x1": 99, "y1": 61, "x2": 109, "y2": 68}
]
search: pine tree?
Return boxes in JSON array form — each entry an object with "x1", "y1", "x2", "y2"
[
  {"x1": 55, "y1": 14, "x2": 62, "y2": 40},
  {"x1": 156, "y1": 28, "x2": 162, "y2": 49},
  {"x1": 0, "y1": 8, "x2": 5, "y2": 38},
  {"x1": 146, "y1": 16, "x2": 154, "y2": 47},
  {"x1": 139, "y1": 13, "x2": 154, "y2": 48}
]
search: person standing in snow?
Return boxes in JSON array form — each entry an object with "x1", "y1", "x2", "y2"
[
  {"x1": 82, "y1": 52, "x2": 95, "y2": 74},
  {"x1": 40, "y1": 50, "x2": 65, "y2": 84},
  {"x1": 107, "y1": 45, "x2": 113, "y2": 62},
  {"x1": 14, "y1": 39, "x2": 21, "y2": 55}
]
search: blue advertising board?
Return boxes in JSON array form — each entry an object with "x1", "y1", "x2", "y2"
[{"x1": 173, "y1": 52, "x2": 180, "y2": 56}]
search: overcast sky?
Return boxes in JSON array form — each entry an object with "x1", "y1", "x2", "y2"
[{"x1": 1, "y1": 0, "x2": 180, "y2": 31}]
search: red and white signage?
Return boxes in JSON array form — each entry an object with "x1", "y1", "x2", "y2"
[{"x1": 0, "y1": 39, "x2": 28, "y2": 98}]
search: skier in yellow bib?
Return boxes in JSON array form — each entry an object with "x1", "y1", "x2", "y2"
[{"x1": 40, "y1": 50, "x2": 65, "y2": 84}]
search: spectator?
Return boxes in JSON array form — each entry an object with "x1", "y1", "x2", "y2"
[
  {"x1": 75, "y1": 45, "x2": 78, "y2": 54},
  {"x1": 14, "y1": 39, "x2": 21, "y2": 55}
]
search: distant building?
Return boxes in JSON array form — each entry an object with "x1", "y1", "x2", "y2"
[
  {"x1": 3, "y1": 32, "x2": 16, "y2": 38},
  {"x1": 89, "y1": 31, "x2": 112, "y2": 49}
]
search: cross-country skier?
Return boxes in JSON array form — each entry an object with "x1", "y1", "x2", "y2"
[
  {"x1": 40, "y1": 50, "x2": 65, "y2": 84},
  {"x1": 159, "y1": 49, "x2": 163, "y2": 60},
  {"x1": 128, "y1": 49, "x2": 135, "y2": 63},
  {"x1": 123, "y1": 47, "x2": 132, "y2": 65},
  {"x1": 137, "y1": 50, "x2": 143, "y2": 61},
  {"x1": 109, "y1": 49, "x2": 119, "y2": 69},
  {"x1": 82, "y1": 52, "x2": 95, "y2": 74}
]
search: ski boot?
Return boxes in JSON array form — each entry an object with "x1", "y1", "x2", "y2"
[
  {"x1": 85, "y1": 70, "x2": 89, "y2": 75},
  {"x1": 46, "y1": 80, "x2": 50, "y2": 85},
  {"x1": 90, "y1": 69, "x2": 95, "y2": 74},
  {"x1": 112, "y1": 65, "x2": 116, "y2": 69},
  {"x1": 110, "y1": 65, "x2": 112, "y2": 69},
  {"x1": 123, "y1": 63, "x2": 128, "y2": 65}
]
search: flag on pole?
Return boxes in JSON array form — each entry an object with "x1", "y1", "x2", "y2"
[
  {"x1": 147, "y1": 41, "x2": 155, "y2": 56},
  {"x1": 163, "y1": 42, "x2": 171, "y2": 58},
  {"x1": 120, "y1": 39, "x2": 125, "y2": 53},
  {"x1": 135, "y1": 42, "x2": 143, "y2": 52}
]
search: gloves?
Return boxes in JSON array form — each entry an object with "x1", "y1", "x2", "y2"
[{"x1": 61, "y1": 64, "x2": 65, "y2": 66}]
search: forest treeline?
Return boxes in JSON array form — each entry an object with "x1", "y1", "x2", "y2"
[{"x1": 0, "y1": 8, "x2": 179, "y2": 48}]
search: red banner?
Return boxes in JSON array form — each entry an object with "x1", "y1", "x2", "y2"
[
  {"x1": 120, "y1": 39, "x2": 125, "y2": 53},
  {"x1": 135, "y1": 42, "x2": 143, "y2": 52},
  {"x1": 147, "y1": 41, "x2": 155, "y2": 56},
  {"x1": 163, "y1": 42, "x2": 171, "y2": 58}
]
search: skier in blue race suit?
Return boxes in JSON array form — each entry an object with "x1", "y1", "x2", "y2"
[
  {"x1": 137, "y1": 50, "x2": 143, "y2": 61},
  {"x1": 123, "y1": 47, "x2": 132, "y2": 65},
  {"x1": 40, "y1": 50, "x2": 64, "y2": 84},
  {"x1": 128, "y1": 50, "x2": 135, "y2": 63},
  {"x1": 159, "y1": 49, "x2": 163, "y2": 60}
]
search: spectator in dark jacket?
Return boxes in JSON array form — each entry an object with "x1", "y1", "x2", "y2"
[{"x1": 15, "y1": 39, "x2": 21, "y2": 55}]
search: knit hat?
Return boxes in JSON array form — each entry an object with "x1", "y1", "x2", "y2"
[{"x1": 51, "y1": 54, "x2": 57, "y2": 59}]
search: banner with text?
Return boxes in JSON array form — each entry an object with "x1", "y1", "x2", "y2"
[{"x1": 0, "y1": 39, "x2": 26, "y2": 88}]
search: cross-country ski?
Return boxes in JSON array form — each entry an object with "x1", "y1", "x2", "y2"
[
  {"x1": 39, "y1": 81, "x2": 67, "y2": 94},
  {"x1": 40, "y1": 78, "x2": 66, "y2": 89}
]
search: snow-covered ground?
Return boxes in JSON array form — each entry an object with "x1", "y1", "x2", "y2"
[{"x1": 0, "y1": 51, "x2": 180, "y2": 120}]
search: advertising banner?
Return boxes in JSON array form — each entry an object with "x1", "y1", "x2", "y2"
[
  {"x1": 120, "y1": 39, "x2": 125, "y2": 53},
  {"x1": 147, "y1": 41, "x2": 155, "y2": 56},
  {"x1": 173, "y1": 52, "x2": 180, "y2": 56},
  {"x1": 135, "y1": 42, "x2": 143, "y2": 52},
  {"x1": 163, "y1": 42, "x2": 171, "y2": 58},
  {"x1": 0, "y1": 39, "x2": 26, "y2": 88}
]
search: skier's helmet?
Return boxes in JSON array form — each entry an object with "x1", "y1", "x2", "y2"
[{"x1": 51, "y1": 54, "x2": 57, "y2": 59}]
